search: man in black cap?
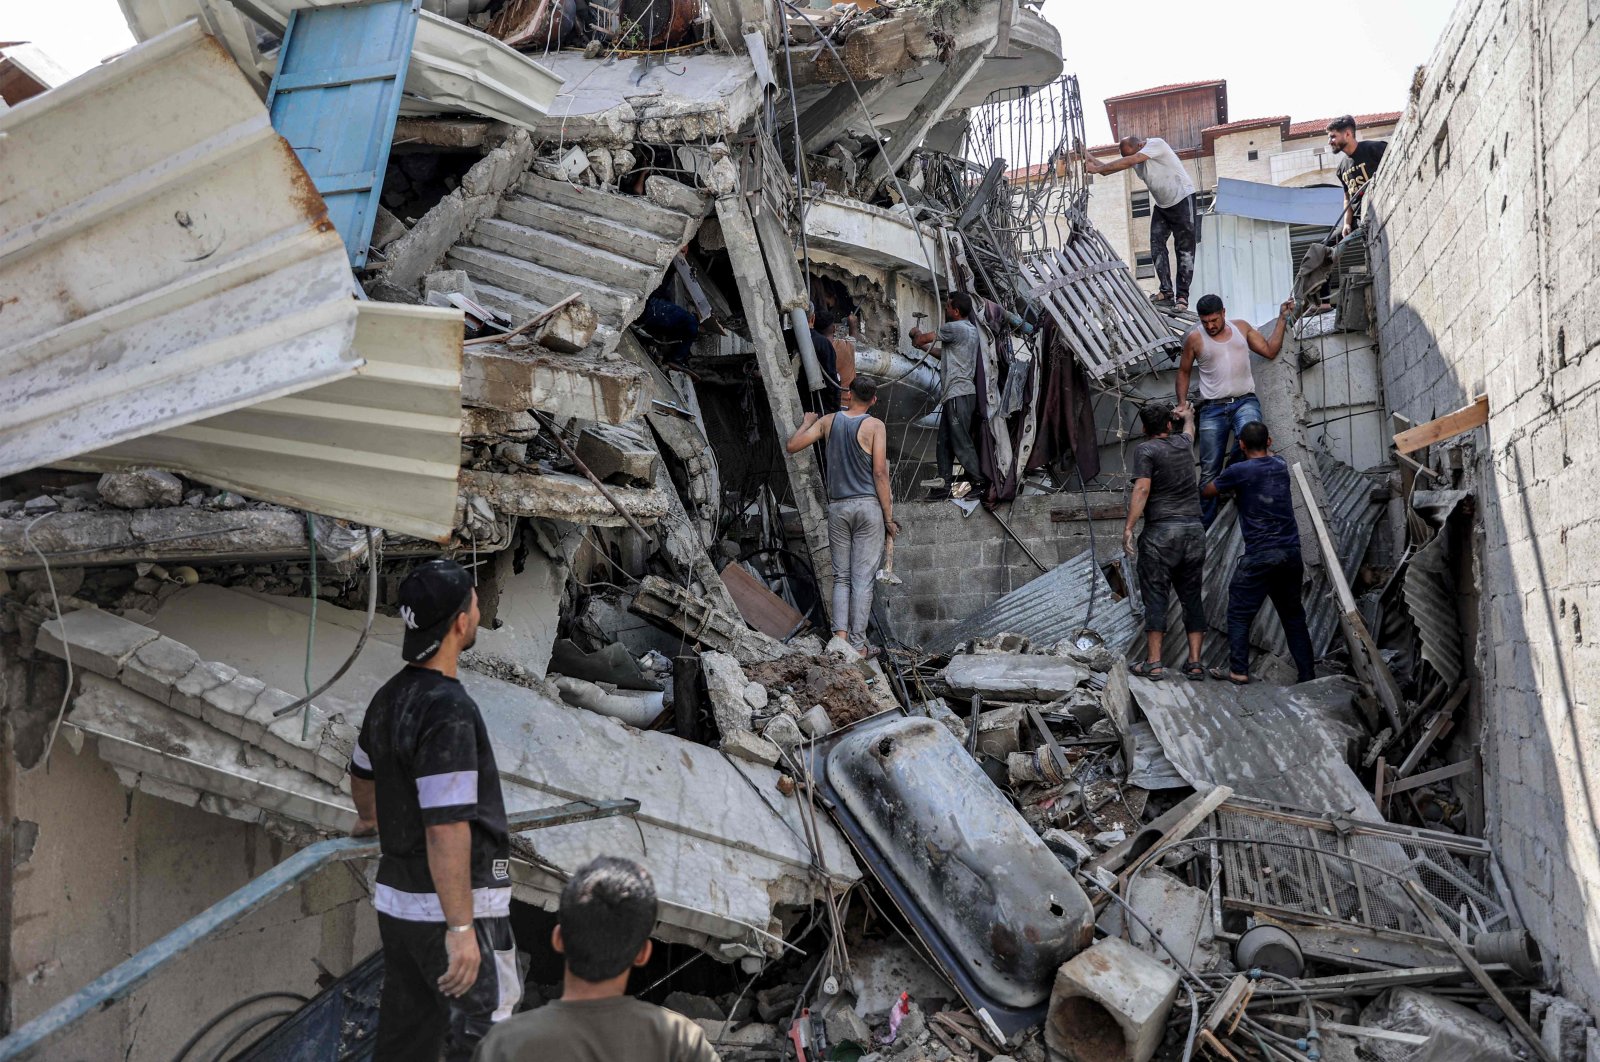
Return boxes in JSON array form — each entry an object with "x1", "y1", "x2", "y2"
[{"x1": 347, "y1": 559, "x2": 520, "y2": 1061}]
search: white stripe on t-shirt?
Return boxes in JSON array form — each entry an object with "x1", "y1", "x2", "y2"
[
  {"x1": 415, "y1": 770, "x2": 477, "y2": 809},
  {"x1": 373, "y1": 884, "x2": 512, "y2": 921}
]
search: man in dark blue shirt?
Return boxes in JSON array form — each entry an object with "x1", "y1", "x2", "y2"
[{"x1": 1201, "y1": 422, "x2": 1315, "y2": 684}]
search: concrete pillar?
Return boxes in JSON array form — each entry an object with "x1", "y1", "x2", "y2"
[{"x1": 1045, "y1": 936, "x2": 1180, "y2": 1062}]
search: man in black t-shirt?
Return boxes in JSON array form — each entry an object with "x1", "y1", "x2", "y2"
[
  {"x1": 1202, "y1": 422, "x2": 1316, "y2": 684},
  {"x1": 1327, "y1": 115, "x2": 1387, "y2": 238},
  {"x1": 1122, "y1": 402, "x2": 1207, "y2": 680},
  {"x1": 349, "y1": 559, "x2": 519, "y2": 1062}
]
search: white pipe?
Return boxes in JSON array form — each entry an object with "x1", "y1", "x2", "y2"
[
  {"x1": 552, "y1": 675, "x2": 665, "y2": 728},
  {"x1": 850, "y1": 343, "x2": 942, "y2": 395}
]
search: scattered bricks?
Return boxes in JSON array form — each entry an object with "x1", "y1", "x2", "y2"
[
  {"x1": 97, "y1": 469, "x2": 184, "y2": 509},
  {"x1": 121, "y1": 636, "x2": 202, "y2": 706},
  {"x1": 719, "y1": 728, "x2": 781, "y2": 766},
  {"x1": 36, "y1": 608, "x2": 161, "y2": 678},
  {"x1": 170, "y1": 659, "x2": 240, "y2": 725},
  {"x1": 574, "y1": 424, "x2": 658, "y2": 486},
  {"x1": 1046, "y1": 936, "x2": 1180, "y2": 1062}
]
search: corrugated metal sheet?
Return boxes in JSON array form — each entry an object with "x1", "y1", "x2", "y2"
[
  {"x1": 1213, "y1": 177, "x2": 1344, "y2": 227},
  {"x1": 267, "y1": 0, "x2": 421, "y2": 267},
  {"x1": 72, "y1": 303, "x2": 465, "y2": 543},
  {"x1": 1191, "y1": 213, "x2": 1293, "y2": 327},
  {"x1": 923, "y1": 549, "x2": 1142, "y2": 656},
  {"x1": 0, "y1": 21, "x2": 364, "y2": 482},
  {"x1": 1401, "y1": 491, "x2": 1470, "y2": 688}
]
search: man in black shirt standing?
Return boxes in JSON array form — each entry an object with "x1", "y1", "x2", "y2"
[
  {"x1": 1122, "y1": 402, "x2": 1207, "y2": 680},
  {"x1": 1327, "y1": 115, "x2": 1387, "y2": 238},
  {"x1": 349, "y1": 559, "x2": 519, "y2": 1061}
]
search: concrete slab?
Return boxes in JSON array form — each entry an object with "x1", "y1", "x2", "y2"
[
  {"x1": 527, "y1": 52, "x2": 761, "y2": 145},
  {"x1": 940, "y1": 653, "x2": 1093, "y2": 700},
  {"x1": 38, "y1": 608, "x2": 160, "y2": 678}
]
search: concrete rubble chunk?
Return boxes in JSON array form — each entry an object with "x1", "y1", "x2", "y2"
[
  {"x1": 574, "y1": 424, "x2": 658, "y2": 485},
  {"x1": 98, "y1": 469, "x2": 184, "y2": 509},
  {"x1": 701, "y1": 650, "x2": 756, "y2": 737},
  {"x1": 459, "y1": 468, "x2": 667, "y2": 526},
  {"x1": 371, "y1": 206, "x2": 408, "y2": 250},
  {"x1": 170, "y1": 658, "x2": 240, "y2": 724},
  {"x1": 37, "y1": 608, "x2": 161, "y2": 678},
  {"x1": 663, "y1": 992, "x2": 725, "y2": 1020},
  {"x1": 824, "y1": 1002, "x2": 873, "y2": 1046},
  {"x1": 629, "y1": 575, "x2": 791, "y2": 665},
  {"x1": 720, "y1": 727, "x2": 782, "y2": 766},
  {"x1": 422, "y1": 269, "x2": 478, "y2": 302},
  {"x1": 798, "y1": 703, "x2": 833, "y2": 737},
  {"x1": 942, "y1": 653, "x2": 1092, "y2": 700},
  {"x1": 644, "y1": 174, "x2": 708, "y2": 217},
  {"x1": 462, "y1": 345, "x2": 648, "y2": 424},
  {"x1": 532, "y1": 299, "x2": 599, "y2": 354},
  {"x1": 1046, "y1": 936, "x2": 1180, "y2": 1062},
  {"x1": 121, "y1": 636, "x2": 202, "y2": 706},
  {"x1": 762, "y1": 713, "x2": 804, "y2": 751}
]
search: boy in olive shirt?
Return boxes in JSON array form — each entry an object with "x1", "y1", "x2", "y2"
[{"x1": 472, "y1": 857, "x2": 719, "y2": 1062}]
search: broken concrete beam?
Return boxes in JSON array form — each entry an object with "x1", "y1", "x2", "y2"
[
  {"x1": 940, "y1": 653, "x2": 1091, "y2": 700},
  {"x1": 629, "y1": 575, "x2": 791, "y2": 665},
  {"x1": 1046, "y1": 936, "x2": 1180, "y2": 1062},
  {"x1": 575, "y1": 424, "x2": 658, "y2": 485},
  {"x1": 462, "y1": 408, "x2": 540, "y2": 440},
  {"x1": 37, "y1": 608, "x2": 161, "y2": 678},
  {"x1": 532, "y1": 299, "x2": 599, "y2": 355},
  {"x1": 98, "y1": 469, "x2": 183, "y2": 509},
  {"x1": 459, "y1": 468, "x2": 667, "y2": 527},
  {"x1": 810, "y1": 19, "x2": 913, "y2": 83},
  {"x1": 644, "y1": 175, "x2": 709, "y2": 218},
  {"x1": 0, "y1": 508, "x2": 349, "y2": 571},
  {"x1": 462, "y1": 344, "x2": 649, "y2": 423},
  {"x1": 393, "y1": 116, "x2": 497, "y2": 150}
]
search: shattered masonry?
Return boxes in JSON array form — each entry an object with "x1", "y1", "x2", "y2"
[{"x1": 2, "y1": 0, "x2": 1600, "y2": 1058}]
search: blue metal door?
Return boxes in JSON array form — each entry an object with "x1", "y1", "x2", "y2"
[{"x1": 267, "y1": 0, "x2": 422, "y2": 267}]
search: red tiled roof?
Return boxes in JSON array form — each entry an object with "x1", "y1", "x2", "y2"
[
  {"x1": 1005, "y1": 162, "x2": 1053, "y2": 180},
  {"x1": 1104, "y1": 79, "x2": 1226, "y2": 103},
  {"x1": 1285, "y1": 110, "x2": 1403, "y2": 137},
  {"x1": 1202, "y1": 115, "x2": 1290, "y2": 135}
]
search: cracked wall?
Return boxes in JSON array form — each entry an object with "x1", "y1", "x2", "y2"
[{"x1": 1367, "y1": 0, "x2": 1600, "y2": 1015}]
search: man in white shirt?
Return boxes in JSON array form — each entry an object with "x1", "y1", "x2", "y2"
[{"x1": 1078, "y1": 136, "x2": 1198, "y2": 311}]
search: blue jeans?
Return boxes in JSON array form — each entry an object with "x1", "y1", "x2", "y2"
[
  {"x1": 1197, "y1": 394, "x2": 1263, "y2": 526},
  {"x1": 1227, "y1": 547, "x2": 1315, "y2": 681}
]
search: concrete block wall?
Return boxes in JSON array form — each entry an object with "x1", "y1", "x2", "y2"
[
  {"x1": 879, "y1": 497, "x2": 1125, "y2": 647},
  {"x1": 1366, "y1": 0, "x2": 1600, "y2": 1015}
]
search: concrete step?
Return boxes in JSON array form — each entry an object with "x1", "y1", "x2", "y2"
[
  {"x1": 471, "y1": 280, "x2": 625, "y2": 353},
  {"x1": 469, "y1": 217, "x2": 661, "y2": 292},
  {"x1": 497, "y1": 193, "x2": 679, "y2": 267},
  {"x1": 446, "y1": 246, "x2": 638, "y2": 324},
  {"x1": 514, "y1": 174, "x2": 694, "y2": 242}
]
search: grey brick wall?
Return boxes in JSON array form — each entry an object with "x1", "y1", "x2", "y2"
[
  {"x1": 878, "y1": 495, "x2": 1125, "y2": 647},
  {"x1": 1366, "y1": 0, "x2": 1600, "y2": 1014}
]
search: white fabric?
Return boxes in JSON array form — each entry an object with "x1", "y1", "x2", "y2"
[
  {"x1": 491, "y1": 945, "x2": 523, "y2": 1022},
  {"x1": 351, "y1": 741, "x2": 372, "y2": 772},
  {"x1": 373, "y1": 883, "x2": 513, "y2": 922},
  {"x1": 1133, "y1": 137, "x2": 1195, "y2": 209},
  {"x1": 416, "y1": 770, "x2": 477, "y2": 808},
  {"x1": 1195, "y1": 321, "x2": 1257, "y2": 400}
]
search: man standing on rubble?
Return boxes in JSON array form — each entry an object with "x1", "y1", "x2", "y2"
[
  {"x1": 1123, "y1": 402, "x2": 1207, "y2": 680},
  {"x1": 1076, "y1": 135, "x2": 1198, "y2": 311},
  {"x1": 1176, "y1": 294, "x2": 1293, "y2": 526},
  {"x1": 1201, "y1": 422, "x2": 1316, "y2": 684},
  {"x1": 348, "y1": 559, "x2": 519, "y2": 1061},
  {"x1": 1328, "y1": 115, "x2": 1387, "y2": 239},
  {"x1": 785, "y1": 377, "x2": 899, "y2": 654},
  {"x1": 910, "y1": 291, "x2": 990, "y2": 500}
]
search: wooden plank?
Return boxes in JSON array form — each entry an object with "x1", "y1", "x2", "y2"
[
  {"x1": 1374, "y1": 755, "x2": 1389, "y2": 813},
  {"x1": 718, "y1": 561, "x2": 807, "y2": 640},
  {"x1": 1397, "y1": 683, "x2": 1469, "y2": 776},
  {"x1": 1394, "y1": 395, "x2": 1489, "y2": 453},
  {"x1": 1255, "y1": 1014, "x2": 1428, "y2": 1046},
  {"x1": 1386, "y1": 757, "x2": 1475, "y2": 795}
]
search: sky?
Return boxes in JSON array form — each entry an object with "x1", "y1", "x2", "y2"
[
  {"x1": 10, "y1": 0, "x2": 1455, "y2": 138},
  {"x1": 1044, "y1": 0, "x2": 1458, "y2": 145}
]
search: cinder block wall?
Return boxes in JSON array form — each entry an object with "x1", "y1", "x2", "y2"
[
  {"x1": 879, "y1": 496, "x2": 1126, "y2": 648},
  {"x1": 1366, "y1": 0, "x2": 1600, "y2": 1012}
]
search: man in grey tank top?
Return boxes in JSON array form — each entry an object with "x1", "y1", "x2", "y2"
[{"x1": 785, "y1": 377, "x2": 899, "y2": 654}]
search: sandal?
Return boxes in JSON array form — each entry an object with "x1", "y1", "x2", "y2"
[
  {"x1": 1130, "y1": 660, "x2": 1167, "y2": 680},
  {"x1": 1149, "y1": 292, "x2": 1175, "y2": 307},
  {"x1": 1207, "y1": 667, "x2": 1251, "y2": 685},
  {"x1": 1181, "y1": 661, "x2": 1206, "y2": 681},
  {"x1": 1174, "y1": 298, "x2": 1189, "y2": 312}
]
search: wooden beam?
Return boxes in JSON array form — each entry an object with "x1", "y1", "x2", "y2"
[
  {"x1": 1386, "y1": 757, "x2": 1475, "y2": 795},
  {"x1": 1394, "y1": 395, "x2": 1489, "y2": 454},
  {"x1": 1396, "y1": 682, "x2": 1469, "y2": 777}
]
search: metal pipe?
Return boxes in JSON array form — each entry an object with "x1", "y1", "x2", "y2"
[
  {"x1": 789, "y1": 307, "x2": 825, "y2": 391},
  {"x1": 850, "y1": 343, "x2": 942, "y2": 396}
]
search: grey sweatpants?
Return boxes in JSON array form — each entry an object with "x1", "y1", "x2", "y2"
[{"x1": 827, "y1": 496, "x2": 885, "y2": 647}]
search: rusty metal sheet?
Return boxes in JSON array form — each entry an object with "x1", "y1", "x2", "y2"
[{"x1": 719, "y1": 561, "x2": 808, "y2": 641}]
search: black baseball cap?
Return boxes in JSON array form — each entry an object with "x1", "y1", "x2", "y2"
[{"x1": 398, "y1": 559, "x2": 475, "y2": 663}]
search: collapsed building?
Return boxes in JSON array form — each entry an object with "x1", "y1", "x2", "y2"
[{"x1": 2, "y1": 0, "x2": 1599, "y2": 1058}]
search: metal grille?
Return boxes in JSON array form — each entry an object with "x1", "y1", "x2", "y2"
[{"x1": 1213, "y1": 801, "x2": 1513, "y2": 946}]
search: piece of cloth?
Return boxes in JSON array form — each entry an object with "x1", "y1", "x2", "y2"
[
  {"x1": 377, "y1": 913, "x2": 521, "y2": 1062},
  {"x1": 1195, "y1": 394, "x2": 1263, "y2": 525},
  {"x1": 1137, "y1": 520, "x2": 1206, "y2": 634},
  {"x1": 1213, "y1": 454, "x2": 1299, "y2": 554},
  {"x1": 1337, "y1": 139, "x2": 1387, "y2": 223},
  {"x1": 637, "y1": 297, "x2": 698, "y2": 365},
  {"x1": 1133, "y1": 137, "x2": 1195, "y2": 209},
  {"x1": 1131, "y1": 432, "x2": 1202, "y2": 523},
  {"x1": 827, "y1": 495, "x2": 886, "y2": 646},
  {"x1": 1027, "y1": 334, "x2": 1101, "y2": 484},
  {"x1": 936, "y1": 393, "x2": 985, "y2": 488},
  {"x1": 1149, "y1": 193, "x2": 1198, "y2": 302},
  {"x1": 473, "y1": 995, "x2": 721, "y2": 1062},
  {"x1": 1226, "y1": 547, "x2": 1315, "y2": 681},
  {"x1": 1194, "y1": 321, "x2": 1256, "y2": 401},
  {"x1": 825, "y1": 411, "x2": 876, "y2": 500},
  {"x1": 351, "y1": 668, "x2": 511, "y2": 921},
  {"x1": 936, "y1": 319, "x2": 980, "y2": 402}
]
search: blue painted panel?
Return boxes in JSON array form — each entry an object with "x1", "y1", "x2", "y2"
[{"x1": 267, "y1": 0, "x2": 422, "y2": 267}]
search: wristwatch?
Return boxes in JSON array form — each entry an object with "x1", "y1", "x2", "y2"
[{"x1": 446, "y1": 923, "x2": 473, "y2": 934}]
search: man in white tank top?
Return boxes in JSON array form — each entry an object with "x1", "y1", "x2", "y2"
[{"x1": 1175, "y1": 293, "x2": 1293, "y2": 525}]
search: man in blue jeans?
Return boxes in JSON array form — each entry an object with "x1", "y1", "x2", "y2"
[
  {"x1": 1201, "y1": 421, "x2": 1316, "y2": 684},
  {"x1": 1175, "y1": 294, "x2": 1293, "y2": 525}
]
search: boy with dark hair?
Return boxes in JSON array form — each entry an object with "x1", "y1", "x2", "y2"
[
  {"x1": 472, "y1": 857, "x2": 720, "y2": 1062},
  {"x1": 1201, "y1": 421, "x2": 1316, "y2": 684},
  {"x1": 1326, "y1": 115, "x2": 1387, "y2": 238},
  {"x1": 910, "y1": 291, "x2": 988, "y2": 500},
  {"x1": 1122, "y1": 401, "x2": 1207, "y2": 680}
]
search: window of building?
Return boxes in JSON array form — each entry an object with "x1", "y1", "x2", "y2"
[
  {"x1": 1195, "y1": 191, "x2": 1216, "y2": 212},
  {"x1": 1131, "y1": 190, "x2": 1151, "y2": 218},
  {"x1": 1135, "y1": 252, "x2": 1155, "y2": 279},
  {"x1": 1247, "y1": 149, "x2": 1259, "y2": 161}
]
